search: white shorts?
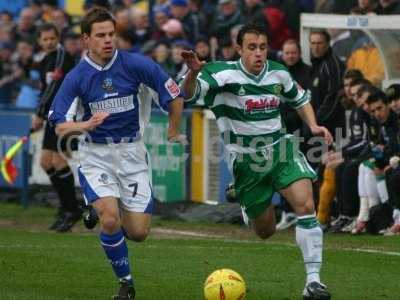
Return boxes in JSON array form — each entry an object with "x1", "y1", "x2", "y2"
[{"x1": 77, "y1": 140, "x2": 153, "y2": 213}]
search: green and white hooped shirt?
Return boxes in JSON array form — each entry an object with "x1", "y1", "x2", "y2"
[{"x1": 186, "y1": 59, "x2": 310, "y2": 153}]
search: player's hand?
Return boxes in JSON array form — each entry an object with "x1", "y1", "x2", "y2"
[
  {"x1": 31, "y1": 115, "x2": 44, "y2": 130},
  {"x1": 310, "y1": 125, "x2": 333, "y2": 145},
  {"x1": 181, "y1": 50, "x2": 205, "y2": 72},
  {"x1": 85, "y1": 112, "x2": 110, "y2": 131},
  {"x1": 168, "y1": 132, "x2": 188, "y2": 144}
]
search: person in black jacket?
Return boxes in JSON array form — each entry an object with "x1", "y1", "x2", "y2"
[
  {"x1": 352, "y1": 88, "x2": 399, "y2": 234},
  {"x1": 280, "y1": 39, "x2": 312, "y2": 133},
  {"x1": 31, "y1": 23, "x2": 81, "y2": 232},
  {"x1": 309, "y1": 30, "x2": 345, "y2": 141},
  {"x1": 331, "y1": 80, "x2": 384, "y2": 233}
]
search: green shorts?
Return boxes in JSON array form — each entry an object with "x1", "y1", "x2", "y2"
[{"x1": 232, "y1": 136, "x2": 316, "y2": 219}]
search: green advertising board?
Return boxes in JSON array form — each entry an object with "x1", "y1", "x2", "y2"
[{"x1": 143, "y1": 112, "x2": 187, "y2": 202}]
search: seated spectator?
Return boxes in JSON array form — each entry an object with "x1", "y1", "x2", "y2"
[
  {"x1": 353, "y1": 88, "x2": 398, "y2": 234},
  {"x1": 386, "y1": 84, "x2": 400, "y2": 115}
]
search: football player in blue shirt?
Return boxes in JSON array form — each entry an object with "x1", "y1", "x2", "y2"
[{"x1": 49, "y1": 8, "x2": 184, "y2": 300}]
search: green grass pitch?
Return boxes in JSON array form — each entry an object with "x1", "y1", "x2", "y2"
[{"x1": 0, "y1": 203, "x2": 399, "y2": 299}]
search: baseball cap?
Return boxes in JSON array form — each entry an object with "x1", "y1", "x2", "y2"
[
  {"x1": 386, "y1": 84, "x2": 400, "y2": 101},
  {"x1": 170, "y1": 0, "x2": 188, "y2": 7}
]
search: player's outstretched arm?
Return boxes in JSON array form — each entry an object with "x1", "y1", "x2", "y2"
[
  {"x1": 296, "y1": 102, "x2": 333, "y2": 145},
  {"x1": 167, "y1": 97, "x2": 187, "y2": 143},
  {"x1": 181, "y1": 50, "x2": 205, "y2": 99},
  {"x1": 55, "y1": 112, "x2": 110, "y2": 136}
]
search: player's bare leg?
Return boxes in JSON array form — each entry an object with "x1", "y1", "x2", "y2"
[
  {"x1": 280, "y1": 179, "x2": 331, "y2": 300},
  {"x1": 121, "y1": 211, "x2": 151, "y2": 242},
  {"x1": 251, "y1": 205, "x2": 276, "y2": 239},
  {"x1": 94, "y1": 197, "x2": 135, "y2": 300}
]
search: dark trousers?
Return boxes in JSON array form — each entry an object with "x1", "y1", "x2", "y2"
[
  {"x1": 386, "y1": 166, "x2": 400, "y2": 209},
  {"x1": 335, "y1": 159, "x2": 360, "y2": 217}
]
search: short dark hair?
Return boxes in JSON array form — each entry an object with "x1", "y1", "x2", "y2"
[
  {"x1": 344, "y1": 69, "x2": 364, "y2": 80},
  {"x1": 349, "y1": 78, "x2": 370, "y2": 87},
  {"x1": 81, "y1": 8, "x2": 116, "y2": 36},
  {"x1": 310, "y1": 30, "x2": 331, "y2": 43},
  {"x1": 366, "y1": 87, "x2": 388, "y2": 105},
  {"x1": 37, "y1": 23, "x2": 59, "y2": 38},
  {"x1": 236, "y1": 22, "x2": 267, "y2": 47}
]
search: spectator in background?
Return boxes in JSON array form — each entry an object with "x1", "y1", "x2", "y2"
[
  {"x1": 384, "y1": 84, "x2": 400, "y2": 235},
  {"x1": 386, "y1": 84, "x2": 400, "y2": 115},
  {"x1": 153, "y1": 41, "x2": 175, "y2": 76},
  {"x1": 309, "y1": 30, "x2": 345, "y2": 143},
  {"x1": 195, "y1": 38, "x2": 211, "y2": 62},
  {"x1": 114, "y1": 6, "x2": 132, "y2": 33},
  {"x1": 170, "y1": 0, "x2": 201, "y2": 43},
  {"x1": 161, "y1": 18, "x2": 186, "y2": 44},
  {"x1": 263, "y1": 1, "x2": 294, "y2": 50},
  {"x1": 0, "y1": 42, "x2": 16, "y2": 107},
  {"x1": 356, "y1": 0, "x2": 378, "y2": 12},
  {"x1": 131, "y1": 8, "x2": 152, "y2": 50},
  {"x1": 242, "y1": 0, "x2": 268, "y2": 31},
  {"x1": 280, "y1": 39, "x2": 311, "y2": 133},
  {"x1": 15, "y1": 7, "x2": 37, "y2": 42},
  {"x1": 151, "y1": 5, "x2": 171, "y2": 41},
  {"x1": 31, "y1": 23, "x2": 81, "y2": 233},
  {"x1": 0, "y1": 11, "x2": 14, "y2": 31},
  {"x1": 353, "y1": 88, "x2": 399, "y2": 234},
  {"x1": 376, "y1": 0, "x2": 400, "y2": 14},
  {"x1": 63, "y1": 32, "x2": 84, "y2": 63},
  {"x1": 0, "y1": 1, "x2": 28, "y2": 19},
  {"x1": 218, "y1": 36, "x2": 238, "y2": 61},
  {"x1": 116, "y1": 29, "x2": 139, "y2": 53},
  {"x1": 51, "y1": 8, "x2": 71, "y2": 41},
  {"x1": 325, "y1": 76, "x2": 371, "y2": 233},
  {"x1": 210, "y1": 0, "x2": 243, "y2": 43},
  {"x1": 14, "y1": 39, "x2": 40, "y2": 108},
  {"x1": 171, "y1": 40, "x2": 191, "y2": 81}
]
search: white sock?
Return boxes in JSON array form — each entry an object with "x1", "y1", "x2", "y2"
[
  {"x1": 358, "y1": 197, "x2": 369, "y2": 222},
  {"x1": 376, "y1": 180, "x2": 389, "y2": 203},
  {"x1": 296, "y1": 214, "x2": 322, "y2": 285},
  {"x1": 368, "y1": 196, "x2": 380, "y2": 209}
]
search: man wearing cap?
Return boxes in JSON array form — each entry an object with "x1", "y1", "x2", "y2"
[{"x1": 170, "y1": 0, "x2": 201, "y2": 43}]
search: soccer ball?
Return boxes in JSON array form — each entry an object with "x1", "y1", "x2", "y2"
[{"x1": 203, "y1": 268, "x2": 246, "y2": 300}]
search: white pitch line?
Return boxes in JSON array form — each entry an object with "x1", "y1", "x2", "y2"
[{"x1": 152, "y1": 228, "x2": 400, "y2": 257}]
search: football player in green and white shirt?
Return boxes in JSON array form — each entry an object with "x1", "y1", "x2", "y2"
[{"x1": 181, "y1": 23, "x2": 333, "y2": 300}]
